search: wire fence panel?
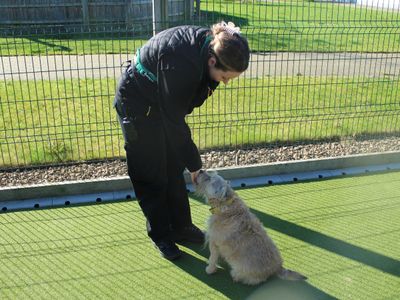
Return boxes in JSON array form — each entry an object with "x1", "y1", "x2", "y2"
[{"x1": 0, "y1": 0, "x2": 399, "y2": 168}]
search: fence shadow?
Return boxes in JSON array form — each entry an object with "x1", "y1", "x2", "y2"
[
  {"x1": 246, "y1": 278, "x2": 336, "y2": 300},
  {"x1": 251, "y1": 209, "x2": 400, "y2": 277},
  {"x1": 173, "y1": 244, "x2": 334, "y2": 300},
  {"x1": 199, "y1": 10, "x2": 249, "y2": 27},
  {"x1": 27, "y1": 37, "x2": 72, "y2": 52}
]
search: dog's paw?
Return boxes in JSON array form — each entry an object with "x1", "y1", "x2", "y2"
[{"x1": 206, "y1": 265, "x2": 217, "y2": 274}]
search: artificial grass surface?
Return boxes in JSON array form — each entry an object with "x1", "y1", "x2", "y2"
[{"x1": 1, "y1": 171, "x2": 399, "y2": 299}]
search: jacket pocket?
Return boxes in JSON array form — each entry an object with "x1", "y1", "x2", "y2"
[{"x1": 114, "y1": 96, "x2": 138, "y2": 149}]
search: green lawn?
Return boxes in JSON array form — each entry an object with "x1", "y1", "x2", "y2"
[
  {"x1": 203, "y1": 0, "x2": 400, "y2": 52},
  {"x1": 0, "y1": 171, "x2": 399, "y2": 299},
  {"x1": 1, "y1": 0, "x2": 399, "y2": 55},
  {"x1": 1, "y1": 76, "x2": 399, "y2": 166}
]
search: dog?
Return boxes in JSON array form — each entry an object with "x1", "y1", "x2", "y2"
[{"x1": 195, "y1": 170, "x2": 307, "y2": 285}]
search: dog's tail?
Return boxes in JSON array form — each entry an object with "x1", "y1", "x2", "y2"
[{"x1": 277, "y1": 267, "x2": 307, "y2": 281}]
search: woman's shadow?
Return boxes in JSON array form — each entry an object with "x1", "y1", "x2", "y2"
[{"x1": 172, "y1": 242, "x2": 335, "y2": 300}]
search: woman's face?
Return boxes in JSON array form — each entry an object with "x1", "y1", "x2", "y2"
[{"x1": 208, "y1": 57, "x2": 242, "y2": 84}]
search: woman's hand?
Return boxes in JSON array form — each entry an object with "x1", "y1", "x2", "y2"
[{"x1": 191, "y1": 169, "x2": 202, "y2": 185}]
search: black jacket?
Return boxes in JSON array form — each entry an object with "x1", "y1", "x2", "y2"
[{"x1": 132, "y1": 25, "x2": 219, "y2": 172}]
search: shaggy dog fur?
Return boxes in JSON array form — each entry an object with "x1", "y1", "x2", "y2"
[{"x1": 195, "y1": 170, "x2": 307, "y2": 285}]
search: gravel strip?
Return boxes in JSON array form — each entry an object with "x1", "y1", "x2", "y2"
[{"x1": 1, "y1": 136, "x2": 400, "y2": 187}]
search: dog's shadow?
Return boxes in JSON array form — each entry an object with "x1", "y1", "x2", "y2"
[{"x1": 173, "y1": 243, "x2": 335, "y2": 300}]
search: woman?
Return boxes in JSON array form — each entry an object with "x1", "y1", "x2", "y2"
[{"x1": 114, "y1": 21, "x2": 250, "y2": 260}]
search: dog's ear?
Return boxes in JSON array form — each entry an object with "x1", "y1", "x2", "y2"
[{"x1": 224, "y1": 185, "x2": 234, "y2": 199}]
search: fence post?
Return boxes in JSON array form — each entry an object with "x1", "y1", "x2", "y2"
[
  {"x1": 152, "y1": 0, "x2": 168, "y2": 35},
  {"x1": 125, "y1": 0, "x2": 133, "y2": 27},
  {"x1": 195, "y1": 0, "x2": 200, "y2": 20},
  {"x1": 184, "y1": 0, "x2": 191, "y2": 21},
  {"x1": 82, "y1": 0, "x2": 90, "y2": 26}
]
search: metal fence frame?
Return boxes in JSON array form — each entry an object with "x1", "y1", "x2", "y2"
[{"x1": 1, "y1": 0, "x2": 400, "y2": 169}]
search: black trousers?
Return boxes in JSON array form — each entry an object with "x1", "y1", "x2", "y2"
[{"x1": 114, "y1": 69, "x2": 192, "y2": 243}]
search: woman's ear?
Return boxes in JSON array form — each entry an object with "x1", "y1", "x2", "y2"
[{"x1": 208, "y1": 56, "x2": 217, "y2": 67}]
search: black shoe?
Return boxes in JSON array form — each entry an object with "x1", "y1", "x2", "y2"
[
  {"x1": 172, "y1": 224, "x2": 205, "y2": 244},
  {"x1": 154, "y1": 240, "x2": 182, "y2": 261}
]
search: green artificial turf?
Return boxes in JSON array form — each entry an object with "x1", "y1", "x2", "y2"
[{"x1": 0, "y1": 171, "x2": 399, "y2": 299}]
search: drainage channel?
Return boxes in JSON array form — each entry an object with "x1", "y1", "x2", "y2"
[{"x1": 1, "y1": 152, "x2": 399, "y2": 212}]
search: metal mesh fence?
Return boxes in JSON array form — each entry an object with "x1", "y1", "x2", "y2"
[{"x1": 0, "y1": 0, "x2": 399, "y2": 168}]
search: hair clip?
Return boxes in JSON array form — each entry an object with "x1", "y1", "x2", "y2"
[{"x1": 221, "y1": 21, "x2": 241, "y2": 35}]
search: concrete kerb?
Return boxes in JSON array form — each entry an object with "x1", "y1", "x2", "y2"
[{"x1": 1, "y1": 151, "x2": 400, "y2": 211}]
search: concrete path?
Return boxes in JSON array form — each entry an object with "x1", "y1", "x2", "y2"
[{"x1": 1, "y1": 52, "x2": 399, "y2": 80}]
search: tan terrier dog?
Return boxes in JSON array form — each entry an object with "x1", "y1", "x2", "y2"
[{"x1": 195, "y1": 170, "x2": 307, "y2": 285}]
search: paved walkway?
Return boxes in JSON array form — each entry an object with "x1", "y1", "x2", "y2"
[{"x1": 1, "y1": 52, "x2": 399, "y2": 80}]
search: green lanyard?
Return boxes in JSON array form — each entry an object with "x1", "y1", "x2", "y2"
[
  {"x1": 200, "y1": 35, "x2": 213, "y2": 57},
  {"x1": 134, "y1": 34, "x2": 213, "y2": 83},
  {"x1": 135, "y1": 48, "x2": 158, "y2": 83},
  {"x1": 199, "y1": 35, "x2": 213, "y2": 79}
]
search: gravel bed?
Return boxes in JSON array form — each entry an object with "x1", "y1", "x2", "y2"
[{"x1": 1, "y1": 136, "x2": 400, "y2": 187}]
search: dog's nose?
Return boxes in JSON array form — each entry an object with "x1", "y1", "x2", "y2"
[{"x1": 199, "y1": 169, "x2": 204, "y2": 174}]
